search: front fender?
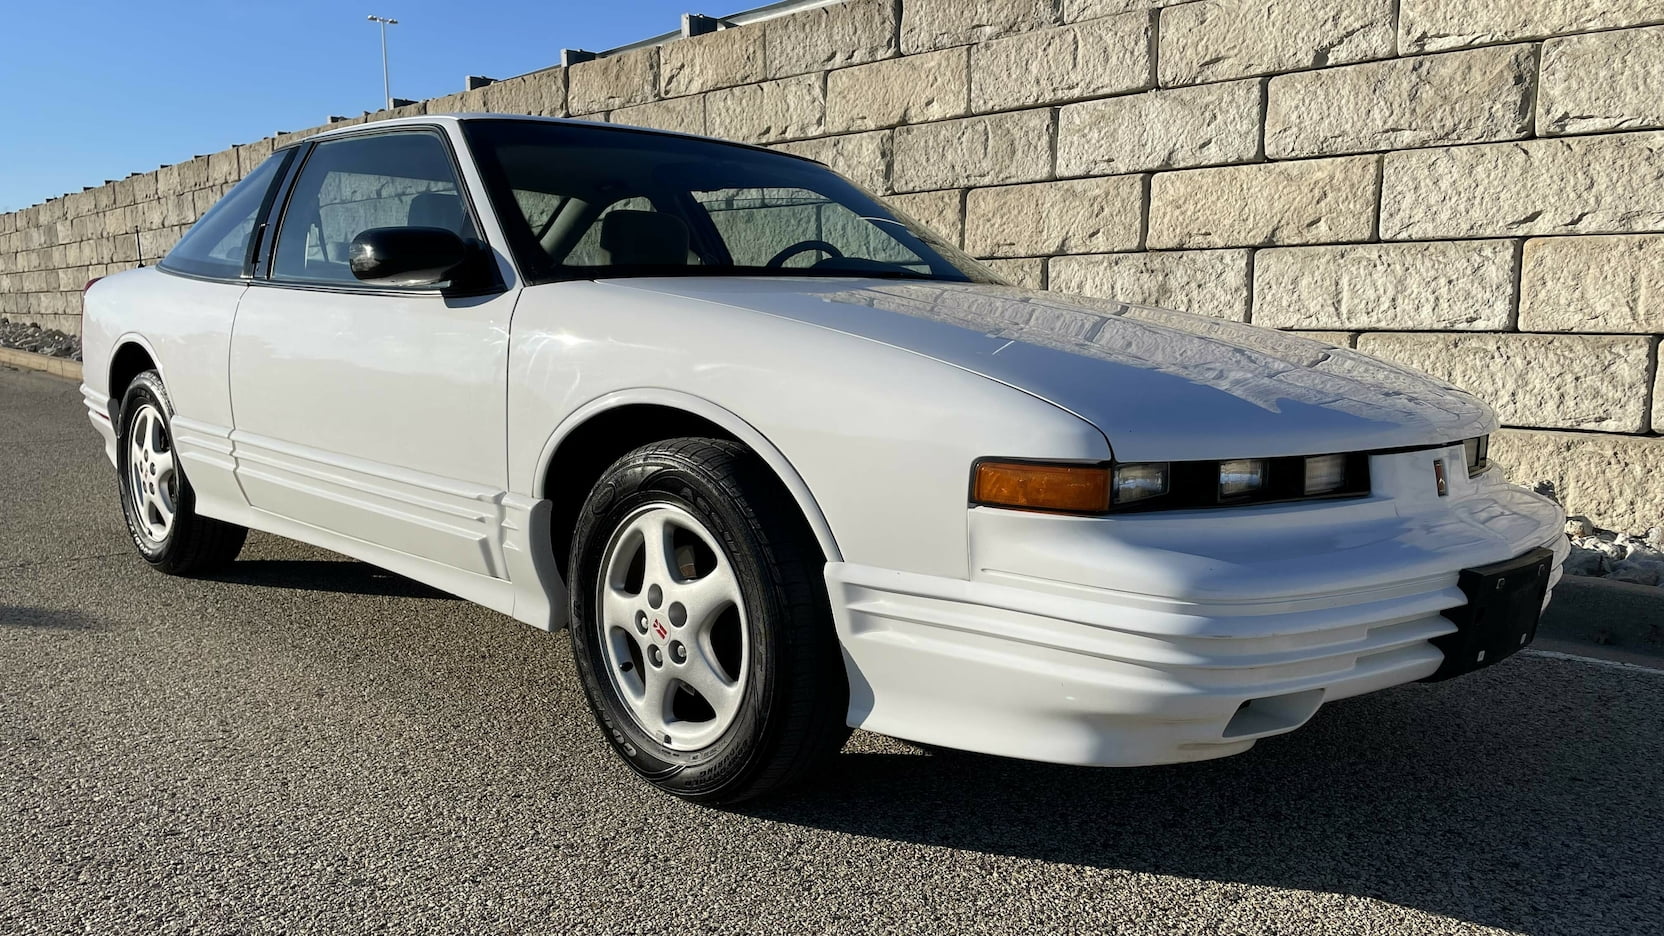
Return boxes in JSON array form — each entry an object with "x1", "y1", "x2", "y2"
[{"x1": 507, "y1": 281, "x2": 1109, "y2": 580}]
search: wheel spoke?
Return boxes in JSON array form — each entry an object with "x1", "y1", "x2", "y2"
[
  {"x1": 679, "y1": 638, "x2": 742, "y2": 722},
  {"x1": 601, "y1": 584, "x2": 638, "y2": 633},
  {"x1": 676, "y1": 561, "x2": 741, "y2": 635},
  {"x1": 636, "y1": 512, "x2": 676, "y2": 588}
]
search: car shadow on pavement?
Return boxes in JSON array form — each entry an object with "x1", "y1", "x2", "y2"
[
  {"x1": 0, "y1": 605, "x2": 100, "y2": 631},
  {"x1": 748, "y1": 665, "x2": 1662, "y2": 934},
  {"x1": 207, "y1": 560, "x2": 455, "y2": 600}
]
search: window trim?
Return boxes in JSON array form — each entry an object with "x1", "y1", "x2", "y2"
[{"x1": 258, "y1": 124, "x2": 506, "y2": 298}]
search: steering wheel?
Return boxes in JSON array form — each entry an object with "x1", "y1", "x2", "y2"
[{"x1": 765, "y1": 239, "x2": 844, "y2": 269}]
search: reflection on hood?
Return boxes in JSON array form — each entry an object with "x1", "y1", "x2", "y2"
[
  {"x1": 602, "y1": 277, "x2": 1498, "y2": 460},
  {"x1": 824, "y1": 282, "x2": 1473, "y2": 428}
]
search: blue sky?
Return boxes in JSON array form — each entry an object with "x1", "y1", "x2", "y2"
[{"x1": 0, "y1": 1, "x2": 705, "y2": 212}]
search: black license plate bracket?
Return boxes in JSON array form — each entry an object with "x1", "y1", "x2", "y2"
[{"x1": 1424, "y1": 547, "x2": 1555, "y2": 681}]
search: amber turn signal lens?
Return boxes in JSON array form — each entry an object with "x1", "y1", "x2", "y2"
[{"x1": 972, "y1": 460, "x2": 1112, "y2": 514}]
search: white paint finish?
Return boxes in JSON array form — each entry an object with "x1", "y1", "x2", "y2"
[
  {"x1": 507, "y1": 279, "x2": 1109, "y2": 580},
  {"x1": 604, "y1": 277, "x2": 1498, "y2": 461},
  {"x1": 78, "y1": 114, "x2": 1573, "y2": 770},
  {"x1": 79, "y1": 267, "x2": 249, "y2": 515},
  {"x1": 829, "y1": 473, "x2": 1564, "y2": 765}
]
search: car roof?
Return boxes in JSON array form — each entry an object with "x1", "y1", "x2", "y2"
[{"x1": 285, "y1": 112, "x2": 812, "y2": 164}]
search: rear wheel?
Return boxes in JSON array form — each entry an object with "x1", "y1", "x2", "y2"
[
  {"x1": 116, "y1": 370, "x2": 247, "y2": 575},
  {"x1": 568, "y1": 438, "x2": 849, "y2": 803}
]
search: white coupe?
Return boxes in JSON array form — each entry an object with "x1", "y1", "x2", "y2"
[{"x1": 81, "y1": 115, "x2": 1567, "y2": 802}]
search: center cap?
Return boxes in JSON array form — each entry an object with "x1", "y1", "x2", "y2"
[{"x1": 651, "y1": 618, "x2": 669, "y2": 642}]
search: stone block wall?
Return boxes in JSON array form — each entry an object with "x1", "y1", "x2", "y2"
[{"x1": 3, "y1": 0, "x2": 1662, "y2": 530}]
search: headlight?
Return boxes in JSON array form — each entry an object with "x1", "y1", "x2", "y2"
[
  {"x1": 1303, "y1": 454, "x2": 1348, "y2": 495},
  {"x1": 1112, "y1": 462, "x2": 1170, "y2": 505},
  {"x1": 1464, "y1": 435, "x2": 1489, "y2": 477},
  {"x1": 1218, "y1": 459, "x2": 1266, "y2": 499}
]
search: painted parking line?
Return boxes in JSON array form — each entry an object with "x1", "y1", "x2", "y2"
[{"x1": 1523, "y1": 648, "x2": 1664, "y2": 676}]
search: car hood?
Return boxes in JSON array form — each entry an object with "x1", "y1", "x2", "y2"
[{"x1": 600, "y1": 277, "x2": 1497, "y2": 462}]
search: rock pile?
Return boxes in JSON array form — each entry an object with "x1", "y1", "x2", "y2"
[{"x1": 0, "y1": 317, "x2": 80, "y2": 360}]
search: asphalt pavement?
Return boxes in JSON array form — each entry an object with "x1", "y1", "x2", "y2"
[{"x1": 2, "y1": 364, "x2": 1661, "y2": 935}]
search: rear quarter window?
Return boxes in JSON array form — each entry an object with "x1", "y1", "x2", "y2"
[{"x1": 159, "y1": 150, "x2": 292, "y2": 280}]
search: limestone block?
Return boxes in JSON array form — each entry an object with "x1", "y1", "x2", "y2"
[
  {"x1": 1380, "y1": 133, "x2": 1664, "y2": 240},
  {"x1": 207, "y1": 148, "x2": 240, "y2": 187},
  {"x1": 1518, "y1": 235, "x2": 1664, "y2": 333},
  {"x1": 1265, "y1": 45, "x2": 1535, "y2": 159},
  {"x1": 1655, "y1": 365, "x2": 1663, "y2": 434},
  {"x1": 568, "y1": 47, "x2": 657, "y2": 115},
  {"x1": 707, "y1": 74, "x2": 824, "y2": 144},
  {"x1": 901, "y1": 0, "x2": 1058, "y2": 54},
  {"x1": 970, "y1": 13, "x2": 1151, "y2": 112},
  {"x1": 63, "y1": 189, "x2": 95, "y2": 219},
  {"x1": 983, "y1": 257, "x2": 1046, "y2": 288},
  {"x1": 1159, "y1": 0, "x2": 1395, "y2": 87},
  {"x1": 424, "y1": 88, "x2": 490, "y2": 117},
  {"x1": 660, "y1": 27, "x2": 764, "y2": 96},
  {"x1": 1355, "y1": 333, "x2": 1654, "y2": 432},
  {"x1": 1491, "y1": 429, "x2": 1664, "y2": 533},
  {"x1": 128, "y1": 172, "x2": 158, "y2": 203},
  {"x1": 1057, "y1": 79, "x2": 1261, "y2": 176},
  {"x1": 766, "y1": 0, "x2": 899, "y2": 78},
  {"x1": 1539, "y1": 26, "x2": 1664, "y2": 136},
  {"x1": 1048, "y1": 249, "x2": 1252, "y2": 320},
  {"x1": 772, "y1": 131, "x2": 892, "y2": 194},
  {"x1": 891, "y1": 109, "x2": 1053, "y2": 192},
  {"x1": 885, "y1": 190, "x2": 964, "y2": 246},
  {"x1": 1399, "y1": 0, "x2": 1664, "y2": 53},
  {"x1": 1148, "y1": 156, "x2": 1379, "y2": 248},
  {"x1": 1253, "y1": 241, "x2": 1518, "y2": 331},
  {"x1": 827, "y1": 48, "x2": 969, "y2": 133},
  {"x1": 1063, "y1": 0, "x2": 1170, "y2": 21},
  {"x1": 237, "y1": 139, "x2": 275, "y2": 176},
  {"x1": 481, "y1": 69, "x2": 567, "y2": 116},
  {"x1": 612, "y1": 96, "x2": 707, "y2": 136},
  {"x1": 964, "y1": 176, "x2": 1143, "y2": 257}
]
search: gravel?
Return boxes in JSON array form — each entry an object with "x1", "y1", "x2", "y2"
[
  {"x1": 0, "y1": 316, "x2": 80, "y2": 360},
  {"x1": 1561, "y1": 517, "x2": 1664, "y2": 586}
]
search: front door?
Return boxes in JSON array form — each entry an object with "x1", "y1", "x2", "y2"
[{"x1": 228, "y1": 127, "x2": 517, "y2": 579}]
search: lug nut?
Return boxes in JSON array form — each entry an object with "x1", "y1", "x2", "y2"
[
  {"x1": 669, "y1": 641, "x2": 687, "y2": 664},
  {"x1": 648, "y1": 645, "x2": 664, "y2": 667}
]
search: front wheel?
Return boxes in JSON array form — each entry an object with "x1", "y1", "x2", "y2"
[
  {"x1": 568, "y1": 438, "x2": 849, "y2": 804},
  {"x1": 116, "y1": 370, "x2": 247, "y2": 575}
]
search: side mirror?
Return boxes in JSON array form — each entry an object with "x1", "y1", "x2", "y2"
[{"x1": 348, "y1": 226, "x2": 473, "y2": 287}]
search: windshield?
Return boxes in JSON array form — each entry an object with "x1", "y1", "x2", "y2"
[{"x1": 461, "y1": 119, "x2": 1001, "y2": 285}]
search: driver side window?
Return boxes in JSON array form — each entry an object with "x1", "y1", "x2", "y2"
[{"x1": 272, "y1": 130, "x2": 472, "y2": 286}]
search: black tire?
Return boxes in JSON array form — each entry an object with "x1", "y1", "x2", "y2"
[
  {"x1": 568, "y1": 438, "x2": 849, "y2": 804},
  {"x1": 116, "y1": 370, "x2": 247, "y2": 576}
]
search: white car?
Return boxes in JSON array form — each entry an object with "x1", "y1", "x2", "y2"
[{"x1": 81, "y1": 115, "x2": 1566, "y2": 802}]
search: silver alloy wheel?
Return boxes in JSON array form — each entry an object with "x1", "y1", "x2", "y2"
[
  {"x1": 598, "y1": 503, "x2": 750, "y2": 751},
  {"x1": 127, "y1": 402, "x2": 178, "y2": 543}
]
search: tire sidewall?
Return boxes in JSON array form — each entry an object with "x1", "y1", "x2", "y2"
[
  {"x1": 117, "y1": 371, "x2": 189, "y2": 564},
  {"x1": 569, "y1": 452, "x2": 782, "y2": 797}
]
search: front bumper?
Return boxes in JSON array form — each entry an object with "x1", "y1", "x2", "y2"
[{"x1": 827, "y1": 447, "x2": 1566, "y2": 767}]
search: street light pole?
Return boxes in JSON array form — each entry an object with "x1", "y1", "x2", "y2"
[{"x1": 367, "y1": 14, "x2": 398, "y2": 111}]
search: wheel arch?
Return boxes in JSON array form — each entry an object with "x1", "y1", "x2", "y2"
[
  {"x1": 535, "y1": 390, "x2": 843, "y2": 579},
  {"x1": 107, "y1": 334, "x2": 164, "y2": 422}
]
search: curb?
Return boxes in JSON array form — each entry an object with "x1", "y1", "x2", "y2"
[
  {"x1": 1540, "y1": 574, "x2": 1664, "y2": 652},
  {"x1": 0, "y1": 346, "x2": 82, "y2": 381}
]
